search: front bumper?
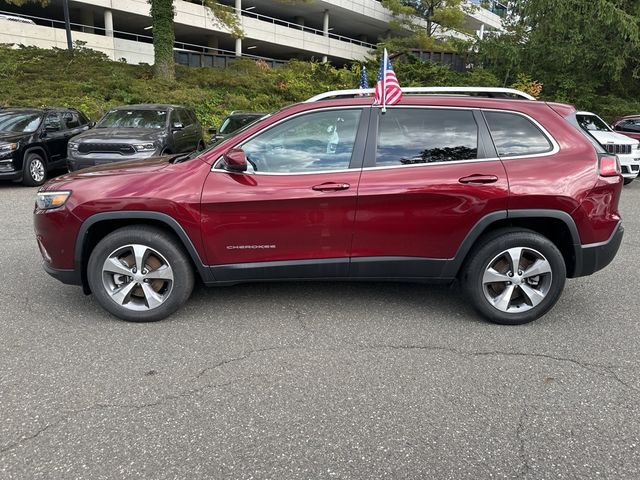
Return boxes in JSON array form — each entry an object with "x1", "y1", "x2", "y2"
[
  {"x1": 617, "y1": 152, "x2": 640, "y2": 179},
  {"x1": 42, "y1": 262, "x2": 82, "y2": 285},
  {"x1": 573, "y1": 223, "x2": 624, "y2": 277}
]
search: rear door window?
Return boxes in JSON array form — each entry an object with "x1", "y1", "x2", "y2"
[
  {"x1": 375, "y1": 108, "x2": 478, "y2": 166},
  {"x1": 483, "y1": 111, "x2": 553, "y2": 157}
]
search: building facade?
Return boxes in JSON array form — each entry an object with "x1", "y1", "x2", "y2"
[{"x1": 0, "y1": 0, "x2": 505, "y2": 66}]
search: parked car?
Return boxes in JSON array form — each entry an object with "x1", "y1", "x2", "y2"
[
  {"x1": 34, "y1": 87, "x2": 624, "y2": 325},
  {"x1": 207, "y1": 111, "x2": 267, "y2": 146},
  {"x1": 576, "y1": 111, "x2": 640, "y2": 184},
  {"x1": 0, "y1": 107, "x2": 92, "y2": 186},
  {"x1": 67, "y1": 104, "x2": 204, "y2": 171},
  {"x1": 612, "y1": 115, "x2": 640, "y2": 142}
]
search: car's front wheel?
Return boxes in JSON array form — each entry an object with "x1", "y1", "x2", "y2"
[
  {"x1": 462, "y1": 229, "x2": 566, "y2": 325},
  {"x1": 623, "y1": 177, "x2": 635, "y2": 185},
  {"x1": 23, "y1": 152, "x2": 47, "y2": 186},
  {"x1": 87, "y1": 226, "x2": 194, "y2": 322}
]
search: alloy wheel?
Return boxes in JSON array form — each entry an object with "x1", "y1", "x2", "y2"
[
  {"x1": 29, "y1": 158, "x2": 45, "y2": 183},
  {"x1": 481, "y1": 247, "x2": 553, "y2": 313},
  {"x1": 101, "y1": 244, "x2": 174, "y2": 311}
]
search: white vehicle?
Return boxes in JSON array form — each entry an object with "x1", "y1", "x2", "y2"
[
  {"x1": 0, "y1": 14, "x2": 35, "y2": 25},
  {"x1": 577, "y1": 111, "x2": 640, "y2": 184}
]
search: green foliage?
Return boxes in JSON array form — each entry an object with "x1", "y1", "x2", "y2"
[
  {"x1": 378, "y1": 0, "x2": 471, "y2": 53},
  {"x1": 475, "y1": 0, "x2": 640, "y2": 120},
  {"x1": 0, "y1": 44, "x2": 510, "y2": 128}
]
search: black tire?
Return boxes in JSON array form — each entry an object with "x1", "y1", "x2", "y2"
[
  {"x1": 623, "y1": 177, "x2": 634, "y2": 185},
  {"x1": 22, "y1": 151, "x2": 47, "y2": 186},
  {"x1": 461, "y1": 228, "x2": 566, "y2": 325},
  {"x1": 87, "y1": 225, "x2": 194, "y2": 322}
]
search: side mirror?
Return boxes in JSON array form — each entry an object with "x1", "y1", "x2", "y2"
[
  {"x1": 208, "y1": 127, "x2": 217, "y2": 135},
  {"x1": 88, "y1": 121, "x2": 96, "y2": 128},
  {"x1": 45, "y1": 125, "x2": 58, "y2": 132},
  {"x1": 222, "y1": 148, "x2": 248, "y2": 173},
  {"x1": 172, "y1": 122, "x2": 184, "y2": 130}
]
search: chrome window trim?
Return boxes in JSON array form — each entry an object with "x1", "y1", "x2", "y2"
[
  {"x1": 361, "y1": 157, "x2": 500, "y2": 172},
  {"x1": 211, "y1": 106, "x2": 365, "y2": 175}
]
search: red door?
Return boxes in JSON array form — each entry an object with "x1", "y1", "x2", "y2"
[
  {"x1": 351, "y1": 107, "x2": 509, "y2": 277},
  {"x1": 200, "y1": 107, "x2": 368, "y2": 280}
]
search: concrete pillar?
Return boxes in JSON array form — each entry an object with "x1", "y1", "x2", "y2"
[
  {"x1": 322, "y1": 55, "x2": 328, "y2": 63},
  {"x1": 294, "y1": 16, "x2": 304, "y2": 27},
  {"x1": 234, "y1": 0, "x2": 242, "y2": 56},
  {"x1": 104, "y1": 9, "x2": 113, "y2": 37},
  {"x1": 479, "y1": 23, "x2": 485, "y2": 40},
  {"x1": 323, "y1": 9, "x2": 329, "y2": 37},
  {"x1": 81, "y1": 10, "x2": 94, "y2": 34}
]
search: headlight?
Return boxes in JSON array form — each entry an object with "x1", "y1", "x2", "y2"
[
  {"x1": 0, "y1": 143, "x2": 18, "y2": 152},
  {"x1": 68, "y1": 142, "x2": 79, "y2": 151},
  {"x1": 133, "y1": 143, "x2": 156, "y2": 152},
  {"x1": 36, "y1": 191, "x2": 71, "y2": 210}
]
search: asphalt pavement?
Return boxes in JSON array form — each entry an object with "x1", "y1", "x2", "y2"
[{"x1": 1, "y1": 179, "x2": 639, "y2": 479}]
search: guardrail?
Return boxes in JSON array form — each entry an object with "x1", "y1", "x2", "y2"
[{"x1": 0, "y1": 9, "x2": 287, "y2": 64}]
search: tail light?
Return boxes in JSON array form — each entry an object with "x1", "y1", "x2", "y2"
[{"x1": 599, "y1": 155, "x2": 620, "y2": 177}]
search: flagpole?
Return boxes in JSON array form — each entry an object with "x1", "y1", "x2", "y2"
[{"x1": 381, "y1": 49, "x2": 387, "y2": 114}]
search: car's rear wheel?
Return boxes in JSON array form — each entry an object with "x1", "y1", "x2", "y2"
[
  {"x1": 462, "y1": 229, "x2": 566, "y2": 325},
  {"x1": 87, "y1": 226, "x2": 194, "y2": 322},
  {"x1": 23, "y1": 152, "x2": 47, "y2": 186}
]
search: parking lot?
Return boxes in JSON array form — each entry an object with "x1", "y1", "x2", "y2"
[{"x1": 1, "y1": 180, "x2": 639, "y2": 479}]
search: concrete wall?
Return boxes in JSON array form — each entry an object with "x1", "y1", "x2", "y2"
[{"x1": 0, "y1": 21, "x2": 154, "y2": 64}]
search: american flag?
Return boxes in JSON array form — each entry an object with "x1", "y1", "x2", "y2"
[
  {"x1": 374, "y1": 49, "x2": 402, "y2": 110},
  {"x1": 359, "y1": 66, "x2": 369, "y2": 90}
]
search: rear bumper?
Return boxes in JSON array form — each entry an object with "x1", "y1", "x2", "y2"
[{"x1": 573, "y1": 223, "x2": 624, "y2": 277}]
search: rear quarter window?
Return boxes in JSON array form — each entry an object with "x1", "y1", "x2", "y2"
[{"x1": 483, "y1": 111, "x2": 553, "y2": 157}]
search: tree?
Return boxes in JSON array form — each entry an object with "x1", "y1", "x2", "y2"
[
  {"x1": 379, "y1": 0, "x2": 473, "y2": 51},
  {"x1": 149, "y1": 0, "x2": 242, "y2": 81},
  {"x1": 476, "y1": 0, "x2": 640, "y2": 102}
]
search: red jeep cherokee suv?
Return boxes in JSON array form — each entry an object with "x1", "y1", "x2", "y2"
[{"x1": 33, "y1": 87, "x2": 624, "y2": 325}]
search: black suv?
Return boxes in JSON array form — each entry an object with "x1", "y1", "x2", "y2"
[
  {"x1": 67, "y1": 104, "x2": 204, "y2": 171},
  {"x1": 207, "y1": 111, "x2": 267, "y2": 146},
  {"x1": 0, "y1": 107, "x2": 92, "y2": 186}
]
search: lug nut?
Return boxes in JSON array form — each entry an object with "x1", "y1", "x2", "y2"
[
  {"x1": 508, "y1": 272, "x2": 514, "y2": 277},
  {"x1": 132, "y1": 267, "x2": 137, "y2": 273}
]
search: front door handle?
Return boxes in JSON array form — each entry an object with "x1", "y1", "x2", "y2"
[
  {"x1": 458, "y1": 174, "x2": 499, "y2": 185},
  {"x1": 312, "y1": 182, "x2": 351, "y2": 191}
]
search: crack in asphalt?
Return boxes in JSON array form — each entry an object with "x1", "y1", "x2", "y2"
[
  {"x1": 362, "y1": 343, "x2": 638, "y2": 392},
  {"x1": 2, "y1": 343, "x2": 637, "y2": 456},
  {"x1": 0, "y1": 345, "x2": 289, "y2": 456}
]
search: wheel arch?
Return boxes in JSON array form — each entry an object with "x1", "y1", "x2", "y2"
[
  {"x1": 447, "y1": 209, "x2": 581, "y2": 279},
  {"x1": 75, "y1": 211, "x2": 213, "y2": 294},
  {"x1": 23, "y1": 145, "x2": 49, "y2": 166}
]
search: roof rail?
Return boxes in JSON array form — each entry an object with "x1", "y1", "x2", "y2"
[{"x1": 305, "y1": 87, "x2": 536, "y2": 102}]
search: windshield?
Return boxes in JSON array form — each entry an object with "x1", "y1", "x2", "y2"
[
  {"x1": 97, "y1": 109, "x2": 168, "y2": 129},
  {"x1": 577, "y1": 114, "x2": 611, "y2": 132},
  {"x1": 0, "y1": 112, "x2": 42, "y2": 133}
]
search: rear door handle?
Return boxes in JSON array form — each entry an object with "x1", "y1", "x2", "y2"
[
  {"x1": 458, "y1": 174, "x2": 499, "y2": 185},
  {"x1": 312, "y1": 182, "x2": 351, "y2": 191}
]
